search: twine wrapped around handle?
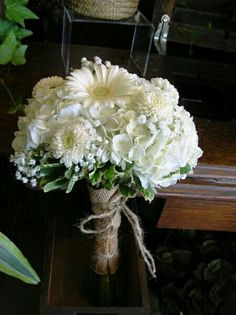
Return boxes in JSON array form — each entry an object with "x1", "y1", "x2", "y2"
[{"x1": 79, "y1": 185, "x2": 156, "y2": 278}]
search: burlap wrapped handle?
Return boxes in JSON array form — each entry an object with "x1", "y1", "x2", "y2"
[{"x1": 79, "y1": 185, "x2": 156, "y2": 278}]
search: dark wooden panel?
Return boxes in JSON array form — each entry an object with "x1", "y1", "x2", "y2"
[
  {"x1": 194, "y1": 117, "x2": 210, "y2": 139},
  {"x1": 157, "y1": 198, "x2": 236, "y2": 232},
  {"x1": 200, "y1": 120, "x2": 236, "y2": 167},
  {"x1": 41, "y1": 201, "x2": 151, "y2": 315}
]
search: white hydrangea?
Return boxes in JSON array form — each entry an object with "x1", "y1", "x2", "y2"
[
  {"x1": 13, "y1": 76, "x2": 65, "y2": 151},
  {"x1": 109, "y1": 106, "x2": 202, "y2": 189}
]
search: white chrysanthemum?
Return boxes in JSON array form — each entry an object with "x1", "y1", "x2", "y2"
[
  {"x1": 32, "y1": 76, "x2": 64, "y2": 98},
  {"x1": 66, "y1": 63, "x2": 137, "y2": 108},
  {"x1": 151, "y1": 77, "x2": 179, "y2": 107},
  {"x1": 135, "y1": 89, "x2": 173, "y2": 122},
  {"x1": 50, "y1": 119, "x2": 96, "y2": 167}
]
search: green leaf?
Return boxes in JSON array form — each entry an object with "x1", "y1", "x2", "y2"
[
  {"x1": 0, "y1": 31, "x2": 18, "y2": 65},
  {"x1": 119, "y1": 183, "x2": 136, "y2": 198},
  {"x1": 103, "y1": 180, "x2": 113, "y2": 190},
  {"x1": 66, "y1": 176, "x2": 77, "y2": 193},
  {"x1": 65, "y1": 166, "x2": 74, "y2": 179},
  {"x1": 5, "y1": 0, "x2": 38, "y2": 27},
  {"x1": 0, "y1": 19, "x2": 32, "y2": 40},
  {"x1": 0, "y1": 232, "x2": 40, "y2": 284},
  {"x1": 180, "y1": 164, "x2": 192, "y2": 174},
  {"x1": 142, "y1": 185, "x2": 156, "y2": 202},
  {"x1": 124, "y1": 162, "x2": 134, "y2": 171},
  {"x1": 0, "y1": 19, "x2": 14, "y2": 38},
  {"x1": 43, "y1": 177, "x2": 69, "y2": 192},
  {"x1": 11, "y1": 44, "x2": 27, "y2": 65},
  {"x1": 7, "y1": 96, "x2": 25, "y2": 114},
  {"x1": 40, "y1": 163, "x2": 63, "y2": 176},
  {"x1": 6, "y1": 0, "x2": 29, "y2": 4},
  {"x1": 14, "y1": 27, "x2": 32, "y2": 40},
  {"x1": 89, "y1": 169, "x2": 104, "y2": 185},
  {"x1": 104, "y1": 165, "x2": 116, "y2": 181}
]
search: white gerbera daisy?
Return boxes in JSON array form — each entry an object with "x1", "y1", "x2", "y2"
[
  {"x1": 66, "y1": 62, "x2": 137, "y2": 107},
  {"x1": 32, "y1": 76, "x2": 64, "y2": 98},
  {"x1": 50, "y1": 119, "x2": 96, "y2": 167}
]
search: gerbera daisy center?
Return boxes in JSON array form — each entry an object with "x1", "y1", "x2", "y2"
[{"x1": 92, "y1": 86, "x2": 110, "y2": 98}]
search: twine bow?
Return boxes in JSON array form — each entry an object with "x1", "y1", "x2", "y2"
[{"x1": 79, "y1": 186, "x2": 156, "y2": 278}]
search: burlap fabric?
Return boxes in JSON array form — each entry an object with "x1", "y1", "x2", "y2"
[
  {"x1": 79, "y1": 185, "x2": 156, "y2": 278},
  {"x1": 87, "y1": 185, "x2": 124, "y2": 275}
]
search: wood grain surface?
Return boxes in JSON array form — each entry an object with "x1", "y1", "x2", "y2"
[{"x1": 157, "y1": 198, "x2": 236, "y2": 232}]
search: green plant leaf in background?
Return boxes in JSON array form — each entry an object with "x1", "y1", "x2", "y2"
[
  {"x1": 13, "y1": 27, "x2": 32, "y2": 40},
  {"x1": 0, "y1": 232, "x2": 40, "y2": 284},
  {"x1": 7, "y1": 95, "x2": 25, "y2": 114},
  {"x1": 0, "y1": 31, "x2": 18, "y2": 64},
  {"x1": 5, "y1": 0, "x2": 38, "y2": 27},
  {"x1": 0, "y1": 18, "x2": 32, "y2": 41},
  {"x1": 0, "y1": 19, "x2": 14, "y2": 39},
  {"x1": 11, "y1": 44, "x2": 27, "y2": 65}
]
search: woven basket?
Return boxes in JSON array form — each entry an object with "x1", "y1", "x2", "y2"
[{"x1": 66, "y1": 0, "x2": 140, "y2": 20}]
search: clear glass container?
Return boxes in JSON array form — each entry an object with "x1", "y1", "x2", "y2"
[{"x1": 61, "y1": 8, "x2": 154, "y2": 76}]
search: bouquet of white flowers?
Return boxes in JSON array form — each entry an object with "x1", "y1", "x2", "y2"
[{"x1": 11, "y1": 57, "x2": 202, "y2": 280}]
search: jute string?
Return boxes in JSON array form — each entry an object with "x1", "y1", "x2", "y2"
[{"x1": 79, "y1": 185, "x2": 156, "y2": 278}]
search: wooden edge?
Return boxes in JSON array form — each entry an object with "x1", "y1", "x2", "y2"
[
  {"x1": 157, "y1": 197, "x2": 236, "y2": 232},
  {"x1": 192, "y1": 164, "x2": 236, "y2": 179},
  {"x1": 41, "y1": 305, "x2": 150, "y2": 315},
  {"x1": 155, "y1": 183, "x2": 236, "y2": 201},
  {"x1": 148, "y1": 163, "x2": 236, "y2": 201}
]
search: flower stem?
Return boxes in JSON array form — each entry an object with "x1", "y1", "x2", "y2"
[{"x1": 0, "y1": 78, "x2": 17, "y2": 107}]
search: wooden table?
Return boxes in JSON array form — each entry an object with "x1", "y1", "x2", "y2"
[{"x1": 1, "y1": 42, "x2": 236, "y2": 232}]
